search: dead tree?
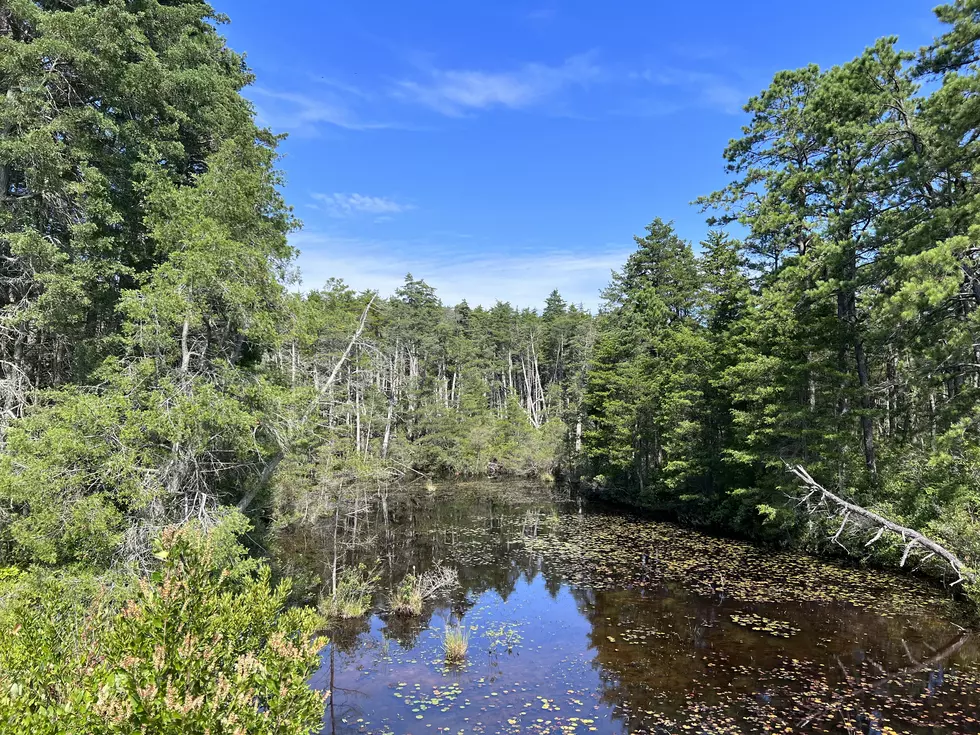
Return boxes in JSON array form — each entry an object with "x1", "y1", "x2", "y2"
[
  {"x1": 236, "y1": 295, "x2": 376, "y2": 513},
  {"x1": 787, "y1": 464, "x2": 976, "y2": 587}
]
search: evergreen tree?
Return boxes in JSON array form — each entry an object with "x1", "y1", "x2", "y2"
[{"x1": 585, "y1": 220, "x2": 707, "y2": 503}]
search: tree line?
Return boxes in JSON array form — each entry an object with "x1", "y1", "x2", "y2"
[
  {"x1": 2, "y1": 1, "x2": 979, "y2": 592},
  {"x1": 585, "y1": 3, "x2": 980, "y2": 580}
]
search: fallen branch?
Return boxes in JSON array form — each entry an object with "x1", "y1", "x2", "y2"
[
  {"x1": 318, "y1": 295, "x2": 376, "y2": 405},
  {"x1": 787, "y1": 464, "x2": 976, "y2": 587}
]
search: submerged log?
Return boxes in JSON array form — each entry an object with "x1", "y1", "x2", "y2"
[{"x1": 787, "y1": 464, "x2": 976, "y2": 587}]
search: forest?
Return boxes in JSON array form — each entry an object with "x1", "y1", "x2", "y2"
[{"x1": 2, "y1": 0, "x2": 980, "y2": 733}]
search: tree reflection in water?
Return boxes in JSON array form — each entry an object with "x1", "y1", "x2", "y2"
[{"x1": 282, "y1": 479, "x2": 980, "y2": 735}]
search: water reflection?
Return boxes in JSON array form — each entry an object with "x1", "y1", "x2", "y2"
[{"x1": 279, "y1": 480, "x2": 979, "y2": 735}]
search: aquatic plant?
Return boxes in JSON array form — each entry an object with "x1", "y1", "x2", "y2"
[
  {"x1": 389, "y1": 566, "x2": 459, "y2": 616},
  {"x1": 320, "y1": 564, "x2": 380, "y2": 620},
  {"x1": 442, "y1": 625, "x2": 469, "y2": 665},
  {"x1": 389, "y1": 576, "x2": 424, "y2": 616},
  {"x1": 729, "y1": 612, "x2": 800, "y2": 638}
]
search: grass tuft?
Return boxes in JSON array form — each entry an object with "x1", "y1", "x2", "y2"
[
  {"x1": 442, "y1": 625, "x2": 468, "y2": 665},
  {"x1": 320, "y1": 564, "x2": 379, "y2": 621},
  {"x1": 388, "y1": 566, "x2": 459, "y2": 617}
]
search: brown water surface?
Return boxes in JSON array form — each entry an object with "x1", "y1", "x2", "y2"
[{"x1": 279, "y1": 480, "x2": 980, "y2": 735}]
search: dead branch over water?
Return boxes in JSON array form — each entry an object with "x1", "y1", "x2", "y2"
[{"x1": 787, "y1": 464, "x2": 976, "y2": 587}]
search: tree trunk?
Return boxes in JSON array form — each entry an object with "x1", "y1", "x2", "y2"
[
  {"x1": 854, "y1": 338, "x2": 878, "y2": 482},
  {"x1": 180, "y1": 316, "x2": 191, "y2": 373},
  {"x1": 381, "y1": 399, "x2": 394, "y2": 459}
]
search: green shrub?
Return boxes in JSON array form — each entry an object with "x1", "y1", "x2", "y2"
[
  {"x1": 389, "y1": 574, "x2": 425, "y2": 617},
  {"x1": 0, "y1": 528, "x2": 327, "y2": 735}
]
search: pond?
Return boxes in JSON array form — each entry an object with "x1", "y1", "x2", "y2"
[{"x1": 279, "y1": 479, "x2": 980, "y2": 735}]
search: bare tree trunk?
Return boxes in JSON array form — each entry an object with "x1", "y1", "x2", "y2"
[
  {"x1": 332, "y1": 502, "x2": 340, "y2": 596},
  {"x1": 381, "y1": 399, "x2": 394, "y2": 459},
  {"x1": 180, "y1": 316, "x2": 191, "y2": 373},
  {"x1": 0, "y1": 90, "x2": 12, "y2": 199},
  {"x1": 354, "y1": 384, "x2": 362, "y2": 455},
  {"x1": 855, "y1": 339, "x2": 878, "y2": 483}
]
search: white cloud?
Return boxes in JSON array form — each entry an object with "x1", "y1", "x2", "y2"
[
  {"x1": 393, "y1": 54, "x2": 601, "y2": 116},
  {"x1": 311, "y1": 193, "x2": 416, "y2": 219},
  {"x1": 250, "y1": 87, "x2": 399, "y2": 136},
  {"x1": 290, "y1": 231, "x2": 629, "y2": 310}
]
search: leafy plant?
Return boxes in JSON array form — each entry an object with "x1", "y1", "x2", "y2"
[{"x1": 0, "y1": 527, "x2": 327, "y2": 735}]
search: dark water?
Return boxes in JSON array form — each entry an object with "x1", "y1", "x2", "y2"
[{"x1": 280, "y1": 480, "x2": 980, "y2": 735}]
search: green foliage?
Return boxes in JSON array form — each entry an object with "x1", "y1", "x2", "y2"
[
  {"x1": 0, "y1": 0, "x2": 273, "y2": 389},
  {"x1": 271, "y1": 273, "x2": 594, "y2": 534},
  {"x1": 0, "y1": 0, "x2": 297, "y2": 568},
  {"x1": 389, "y1": 575, "x2": 425, "y2": 617},
  {"x1": 0, "y1": 369, "x2": 286, "y2": 566},
  {"x1": 579, "y1": 3, "x2": 980, "y2": 582},
  {"x1": 3, "y1": 0, "x2": 979, "y2": 639},
  {"x1": 584, "y1": 219, "x2": 710, "y2": 507},
  {"x1": 0, "y1": 526, "x2": 326, "y2": 735}
]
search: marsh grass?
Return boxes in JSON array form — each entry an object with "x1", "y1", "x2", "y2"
[
  {"x1": 442, "y1": 625, "x2": 469, "y2": 665},
  {"x1": 389, "y1": 566, "x2": 459, "y2": 616},
  {"x1": 320, "y1": 564, "x2": 379, "y2": 621},
  {"x1": 389, "y1": 576, "x2": 424, "y2": 616}
]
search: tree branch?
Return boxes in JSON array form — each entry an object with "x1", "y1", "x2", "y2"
[{"x1": 787, "y1": 464, "x2": 975, "y2": 586}]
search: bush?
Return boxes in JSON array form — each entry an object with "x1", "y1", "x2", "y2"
[
  {"x1": 389, "y1": 575, "x2": 425, "y2": 617},
  {"x1": 0, "y1": 528, "x2": 327, "y2": 735}
]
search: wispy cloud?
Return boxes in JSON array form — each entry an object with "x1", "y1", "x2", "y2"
[
  {"x1": 393, "y1": 54, "x2": 601, "y2": 116},
  {"x1": 630, "y1": 68, "x2": 748, "y2": 115},
  {"x1": 311, "y1": 193, "x2": 416, "y2": 219},
  {"x1": 291, "y1": 231, "x2": 629, "y2": 310},
  {"x1": 250, "y1": 87, "x2": 400, "y2": 136},
  {"x1": 251, "y1": 54, "x2": 747, "y2": 132}
]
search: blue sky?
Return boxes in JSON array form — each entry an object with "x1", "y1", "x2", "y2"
[{"x1": 222, "y1": 0, "x2": 942, "y2": 310}]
